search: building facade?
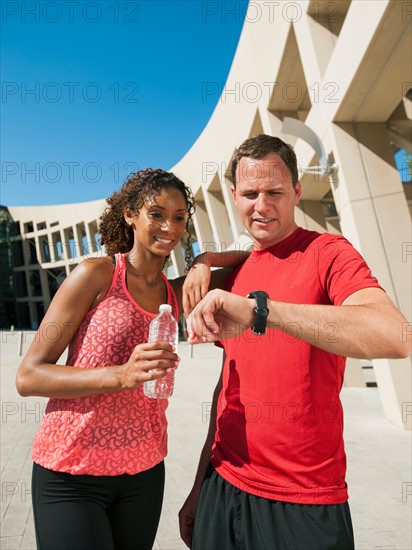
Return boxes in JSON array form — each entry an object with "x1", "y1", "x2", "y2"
[{"x1": 4, "y1": 0, "x2": 412, "y2": 428}]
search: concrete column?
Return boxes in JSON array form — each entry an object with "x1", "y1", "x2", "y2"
[
  {"x1": 298, "y1": 200, "x2": 327, "y2": 233},
  {"x1": 220, "y1": 172, "x2": 243, "y2": 242},
  {"x1": 344, "y1": 358, "x2": 366, "y2": 388},
  {"x1": 193, "y1": 197, "x2": 214, "y2": 254},
  {"x1": 170, "y1": 241, "x2": 186, "y2": 277},
  {"x1": 84, "y1": 223, "x2": 93, "y2": 256},
  {"x1": 74, "y1": 223, "x2": 85, "y2": 257},
  {"x1": 330, "y1": 122, "x2": 412, "y2": 429},
  {"x1": 203, "y1": 182, "x2": 232, "y2": 253}
]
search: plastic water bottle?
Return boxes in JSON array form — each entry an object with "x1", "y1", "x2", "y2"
[{"x1": 143, "y1": 304, "x2": 178, "y2": 399}]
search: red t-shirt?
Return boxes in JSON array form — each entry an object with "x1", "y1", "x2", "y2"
[{"x1": 212, "y1": 227, "x2": 382, "y2": 504}]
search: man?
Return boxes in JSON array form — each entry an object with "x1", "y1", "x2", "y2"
[{"x1": 179, "y1": 135, "x2": 410, "y2": 550}]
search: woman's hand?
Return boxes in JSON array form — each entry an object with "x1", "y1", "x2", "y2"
[
  {"x1": 176, "y1": 250, "x2": 249, "y2": 319},
  {"x1": 182, "y1": 262, "x2": 212, "y2": 317},
  {"x1": 186, "y1": 289, "x2": 254, "y2": 344},
  {"x1": 118, "y1": 341, "x2": 180, "y2": 389}
]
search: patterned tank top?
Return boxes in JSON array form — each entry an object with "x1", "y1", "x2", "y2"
[{"x1": 32, "y1": 253, "x2": 178, "y2": 476}]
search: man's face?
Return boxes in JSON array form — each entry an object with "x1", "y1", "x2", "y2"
[{"x1": 231, "y1": 153, "x2": 301, "y2": 249}]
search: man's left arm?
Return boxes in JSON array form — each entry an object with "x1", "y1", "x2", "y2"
[
  {"x1": 267, "y1": 287, "x2": 410, "y2": 359},
  {"x1": 186, "y1": 287, "x2": 411, "y2": 360}
]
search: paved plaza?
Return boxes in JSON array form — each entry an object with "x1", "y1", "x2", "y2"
[{"x1": 1, "y1": 332, "x2": 411, "y2": 550}]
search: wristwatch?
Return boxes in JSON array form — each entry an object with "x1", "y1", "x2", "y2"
[{"x1": 247, "y1": 290, "x2": 270, "y2": 335}]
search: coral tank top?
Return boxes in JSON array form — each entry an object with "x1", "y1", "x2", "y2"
[{"x1": 32, "y1": 253, "x2": 178, "y2": 476}]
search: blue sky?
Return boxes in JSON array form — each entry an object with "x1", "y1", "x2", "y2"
[{"x1": 1, "y1": 0, "x2": 248, "y2": 206}]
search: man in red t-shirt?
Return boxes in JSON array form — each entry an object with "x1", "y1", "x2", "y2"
[{"x1": 179, "y1": 135, "x2": 410, "y2": 550}]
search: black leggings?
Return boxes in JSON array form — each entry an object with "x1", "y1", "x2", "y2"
[{"x1": 32, "y1": 461, "x2": 165, "y2": 550}]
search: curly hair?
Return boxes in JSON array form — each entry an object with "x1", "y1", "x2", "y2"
[
  {"x1": 231, "y1": 134, "x2": 299, "y2": 187},
  {"x1": 99, "y1": 168, "x2": 196, "y2": 270}
]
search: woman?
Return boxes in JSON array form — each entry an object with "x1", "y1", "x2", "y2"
[{"x1": 16, "y1": 168, "x2": 244, "y2": 550}]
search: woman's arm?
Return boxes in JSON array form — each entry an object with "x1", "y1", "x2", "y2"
[
  {"x1": 170, "y1": 250, "x2": 251, "y2": 316},
  {"x1": 16, "y1": 258, "x2": 178, "y2": 399}
]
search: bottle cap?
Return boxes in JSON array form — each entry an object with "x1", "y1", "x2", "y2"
[{"x1": 159, "y1": 304, "x2": 172, "y2": 313}]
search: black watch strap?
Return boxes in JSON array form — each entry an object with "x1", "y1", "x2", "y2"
[{"x1": 247, "y1": 290, "x2": 270, "y2": 335}]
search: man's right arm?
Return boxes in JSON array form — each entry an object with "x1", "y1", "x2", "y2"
[{"x1": 178, "y1": 358, "x2": 224, "y2": 549}]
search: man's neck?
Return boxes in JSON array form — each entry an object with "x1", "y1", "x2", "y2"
[{"x1": 252, "y1": 224, "x2": 300, "y2": 250}]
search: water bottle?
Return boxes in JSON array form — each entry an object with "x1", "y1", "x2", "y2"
[{"x1": 143, "y1": 304, "x2": 178, "y2": 399}]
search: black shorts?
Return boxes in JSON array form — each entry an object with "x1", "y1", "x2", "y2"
[{"x1": 192, "y1": 465, "x2": 355, "y2": 550}]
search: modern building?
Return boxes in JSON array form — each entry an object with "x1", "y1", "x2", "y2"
[{"x1": 4, "y1": 0, "x2": 411, "y2": 429}]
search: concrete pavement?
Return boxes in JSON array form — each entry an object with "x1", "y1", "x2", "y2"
[{"x1": 1, "y1": 332, "x2": 411, "y2": 549}]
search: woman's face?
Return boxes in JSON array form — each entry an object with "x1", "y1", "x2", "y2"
[{"x1": 129, "y1": 187, "x2": 188, "y2": 257}]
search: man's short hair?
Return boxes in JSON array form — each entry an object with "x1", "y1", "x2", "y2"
[{"x1": 231, "y1": 134, "x2": 299, "y2": 187}]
